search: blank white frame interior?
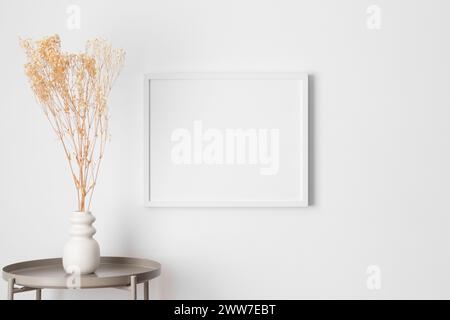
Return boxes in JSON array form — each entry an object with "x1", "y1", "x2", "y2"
[{"x1": 144, "y1": 72, "x2": 308, "y2": 207}]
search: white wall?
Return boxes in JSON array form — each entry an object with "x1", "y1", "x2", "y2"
[{"x1": 1, "y1": 0, "x2": 450, "y2": 299}]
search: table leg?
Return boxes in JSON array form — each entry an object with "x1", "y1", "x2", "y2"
[
  {"x1": 130, "y1": 276, "x2": 137, "y2": 300},
  {"x1": 7, "y1": 278, "x2": 15, "y2": 300},
  {"x1": 143, "y1": 281, "x2": 149, "y2": 300},
  {"x1": 36, "y1": 289, "x2": 42, "y2": 300}
]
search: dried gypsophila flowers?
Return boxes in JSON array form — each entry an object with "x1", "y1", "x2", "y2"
[{"x1": 21, "y1": 35, "x2": 125, "y2": 212}]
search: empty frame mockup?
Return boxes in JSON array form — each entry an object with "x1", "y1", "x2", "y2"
[{"x1": 144, "y1": 73, "x2": 308, "y2": 207}]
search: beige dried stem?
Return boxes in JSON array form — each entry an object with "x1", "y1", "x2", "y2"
[{"x1": 20, "y1": 35, "x2": 125, "y2": 212}]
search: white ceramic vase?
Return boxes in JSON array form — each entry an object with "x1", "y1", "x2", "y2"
[{"x1": 63, "y1": 211, "x2": 100, "y2": 274}]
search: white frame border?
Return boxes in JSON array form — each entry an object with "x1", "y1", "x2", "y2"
[{"x1": 144, "y1": 72, "x2": 308, "y2": 207}]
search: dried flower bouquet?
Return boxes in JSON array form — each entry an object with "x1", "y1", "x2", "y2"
[{"x1": 21, "y1": 35, "x2": 125, "y2": 212}]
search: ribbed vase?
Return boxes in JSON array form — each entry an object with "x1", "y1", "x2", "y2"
[{"x1": 63, "y1": 211, "x2": 100, "y2": 274}]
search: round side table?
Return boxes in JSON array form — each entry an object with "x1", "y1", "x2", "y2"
[{"x1": 2, "y1": 257, "x2": 161, "y2": 300}]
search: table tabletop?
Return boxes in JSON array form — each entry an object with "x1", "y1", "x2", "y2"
[{"x1": 2, "y1": 256, "x2": 161, "y2": 300}]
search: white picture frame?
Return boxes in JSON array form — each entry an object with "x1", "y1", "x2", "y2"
[{"x1": 144, "y1": 72, "x2": 308, "y2": 207}]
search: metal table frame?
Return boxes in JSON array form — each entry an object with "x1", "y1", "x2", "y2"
[{"x1": 3, "y1": 257, "x2": 161, "y2": 300}]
